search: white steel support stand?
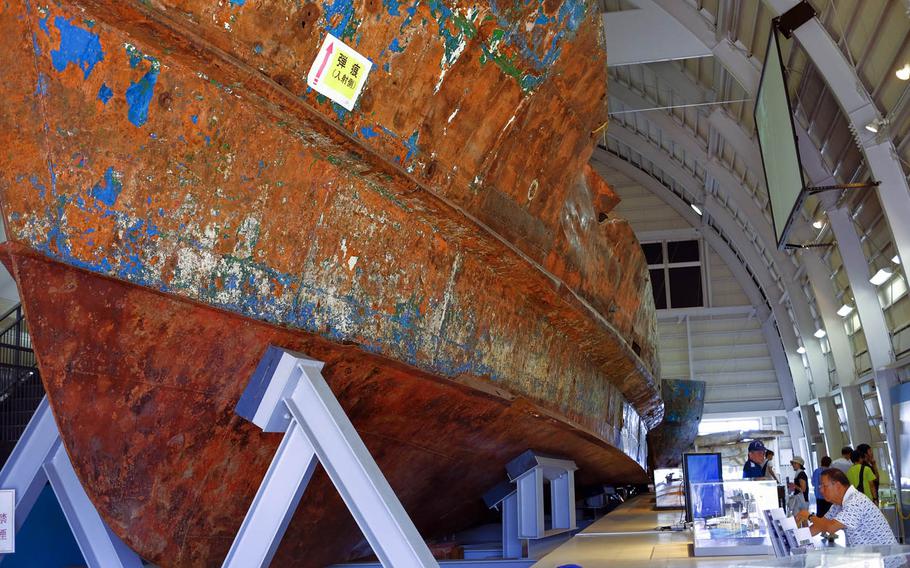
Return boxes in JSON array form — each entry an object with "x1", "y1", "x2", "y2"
[
  {"x1": 0, "y1": 398, "x2": 142, "y2": 567},
  {"x1": 501, "y1": 493, "x2": 521, "y2": 559},
  {"x1": 223, "y1": 347, "x2": 438, "y2": 568}
]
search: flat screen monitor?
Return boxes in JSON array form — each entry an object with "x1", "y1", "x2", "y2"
[
  {"x1": 754, "y1": 27, "x2": 807, "y2": 249},
  {"x1": 654, "y1": 467, "x2": 684, "y2": 509},
  {"x1": 683, "y1": 452, "x2": 724, "y2": 522}
]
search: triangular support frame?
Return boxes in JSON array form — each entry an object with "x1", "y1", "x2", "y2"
[
  {"x1": 0, "y1": 398, "x2": 142, "y2": 567},
  {"x1": 223, "y1": 346, "x2": 439, "y2": 568}
]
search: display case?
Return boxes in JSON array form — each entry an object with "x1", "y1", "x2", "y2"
[
  {"x1": 689, "y1": 479, "x2": 779, "y2": 557},
  {"x1": 732, "y1": 545, "x2": 910, "y2": 568}
]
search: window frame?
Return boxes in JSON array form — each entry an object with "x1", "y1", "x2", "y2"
[{"x1": 643, "y1": 238, "x2": 707, "y2": 310}]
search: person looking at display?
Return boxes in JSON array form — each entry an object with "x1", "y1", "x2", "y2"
[
  {"x1": 742, "y1": 440, "x2": 770, "y2": 479},
  {"x1": 847, "y1": 444, "x2": 878, "y2": 503},
  {"x1": 796, "y1": 468, "x2": 896, "y2": 546},
  {"x1": 812, "y1": 456, "x2": 833, "y2": 516}
]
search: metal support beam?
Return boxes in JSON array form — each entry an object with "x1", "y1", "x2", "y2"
[
  {"x1": 802, "y1": 251, "x2": 855, "y2": 387},
  {"x1": 550, "y1": 470, "x2": 576, "y2": 532},
  {"x1": 825, "y1": 205, "x2": 893, "y2": 369},
  {"x1": 0, "y1": 398, "x2": 142, "y2": 567},
  {"x1": 841, "y1": 384, "x2": 874, "y2": 448},
  {"x1": 227, "y1": 347, "x2": 438, "y2": 568},
  {"x1": 817, "y1": 396, "x2": 847, "y2": 459},
  {"x1": 515, "y1": 467, "x2": 544, "y2": 540},
  {"x1": 501, "y1": 493, "x2": 521, "y2": 559},
  {"x1": 800, "y1": 403, "x2": 825, "y2": 461}
]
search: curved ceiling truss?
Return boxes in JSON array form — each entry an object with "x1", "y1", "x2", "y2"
[{"x1": 600, "y1": 0, "x2": 910, "y2": 412}]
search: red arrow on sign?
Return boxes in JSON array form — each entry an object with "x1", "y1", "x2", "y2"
[{"x1": 313, "y1": 42, "x2": 334, "y2": 85}]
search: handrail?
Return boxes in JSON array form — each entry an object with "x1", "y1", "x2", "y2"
[
  {"x1": 0, "y1": 304, "x2": 20, "y2": 326},
  {"x1": 0, "y1": 304, "x2": 22, "y2": 338},
  {"x1": 0, "y1": 368, "x2": 37, "y2": 404}
]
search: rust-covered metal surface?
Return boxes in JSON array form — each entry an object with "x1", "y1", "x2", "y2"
[
  {"x1": 5, "y1": 245, "x2": 651, "y2": 565},
  {"x1": 647, "y1": 379, "x2": 706, "y2": 469},
  {"x1": 0, "y1": 0, "x2": 663, "y2": 563}
]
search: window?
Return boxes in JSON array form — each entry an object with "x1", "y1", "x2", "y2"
[
  {"x1": 698, "y1": 418, "x2": 761, "y2": 435},
  {"x1": 642, "y1": 239, "x2": 704, "y2": 310}
]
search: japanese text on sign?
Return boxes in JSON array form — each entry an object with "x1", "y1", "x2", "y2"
[
  {"x1": 306, "y1": 33, "x2": 373, "y2": 111},
  {"x1": 0, "y1": 490, "x2": 13, "y2": 554}
]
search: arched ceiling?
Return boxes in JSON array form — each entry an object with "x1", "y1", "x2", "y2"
[{"x1": 599, "y1": 0, "x2": 910, "y2": 407}]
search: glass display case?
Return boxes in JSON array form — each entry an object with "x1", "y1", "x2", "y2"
[
  {"x1": 689, "y1": 479, "x2": 779, "y2": 557},
  {"x1": 732, "y1": 545, "x2": 910, "y2": 568}
]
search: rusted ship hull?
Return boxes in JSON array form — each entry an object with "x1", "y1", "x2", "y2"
[
  {"x1": 0, "y1": 0, "x2": 663, "y2": 564},
  {"x1": 5, "y1": 245, "x2": 650, "y2": 565},
  {"x1": 647, "y1": 379, "x2": 706, "y2": 469}
]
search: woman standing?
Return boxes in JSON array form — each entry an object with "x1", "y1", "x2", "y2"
[{"x1": 789, "y1": 456, "x2": 810, "y2": 512}]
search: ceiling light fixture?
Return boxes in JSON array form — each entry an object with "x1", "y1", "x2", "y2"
[
  {"x1": 691, "y1": 203, "x2": 703, "y2": 216},
  {"x1": 837, "y1": 304, "x2": 854, "y2": 317},
  {"x1": 796, "y1": 346, "x2": 806, "y2": 354},
  {"x1": 870, "y1": 268, "x2": 893, "y2": 286},
  {"x1": 892, "y1": 254, "x2": 901, "y2": 265},
  {"x1": 897, "y1": 63, "x2": 910, "y2": 81},
  {"x1": 814, "y1": 329, "x2": 827, "y2": 339},
  {"x1": 812, "y1": 220, "x2": 824, "y2": 229}
]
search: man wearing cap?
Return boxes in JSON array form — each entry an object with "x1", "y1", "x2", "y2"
[{"x1": 743, "y1": 440, "x2": 770, "y2": 479}]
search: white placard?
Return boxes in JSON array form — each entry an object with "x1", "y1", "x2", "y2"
[
  {"x1": 0, "y1": 489, "x2": 14, "y2": 554},
  {"x1": 306, "y1": 33, "x2": 373, "y2": 111}
]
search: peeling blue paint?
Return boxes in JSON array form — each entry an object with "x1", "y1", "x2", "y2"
[
  {"x1": 321, "y1": 0, "x2": 355, "y2": 38},
  {"x1": 38, "y1": 14, "x2": 50, "y2": 36},
  {"x1": 383, "y1": 0, "x2": 401, "y2": 17},
  {"x1": 90, "y1": 167, "x2": 123, "y2": 207},
  {"x1": 97, "y1": 83, "x2": 112, "y2": 104},
  {"x1": 35, "y1": 73, "x2": 48, "y2": 96},
  {"x1": 230, "y1": 0, "x2": 246, "y2": 5},
  {"x1": 28, "y1": 175, "x2": 46, "y2": 199},
  {"x1": 253, "y1": 44, "x2": 263, "y2": 54},
  {"x1": 360, "y1": 126, "x2": 379, "y2": 139},
  {"x1": 191, "y1": 114, "x2": 198, "y2": 124},
  {"x1": 125, "y1": 60, "x2": 160, "y2": 127},
  {"x1": 50, "y1": 16, "x2": 104, "y2": 80},
  {"x1": 332, "y1": 102, "x2": 348, "y2": 124},
  {"x1": 403, "y1": 130, "x2": 419, "y2": 162},
  {"x1": 125, "y1": 44, "x2": 143, "y2": 68},
  {"x1": 388, "y1": 38, "x2": 404, "y2": 52},
  {"x1": 31, "y1": 32, "x2": 41, "y2": 56}
]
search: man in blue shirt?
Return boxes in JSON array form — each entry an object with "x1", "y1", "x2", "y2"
[
  {"x1": 812, "y1": 456, "x2": 832, "y2": 516},
  {"x1": 743, "y1": 440, "x2": 769, "y2": 478}
]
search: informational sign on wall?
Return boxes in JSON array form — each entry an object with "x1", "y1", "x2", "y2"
[
  {"x1": 306, "y1": 33, "x2": 373, "y2": 111},
  {"x1": 0, "y1": 489, "x2": 14, "y2": 554}
]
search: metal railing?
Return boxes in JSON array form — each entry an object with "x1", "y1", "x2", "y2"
[{"x1": 0, "y1": 304, "x2": 43, "y2": 466}]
